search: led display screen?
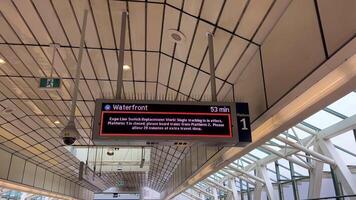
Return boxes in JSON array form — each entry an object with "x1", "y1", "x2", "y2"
[{"x1": 92, "y1": 100, "x2": 239, "y2": 145}]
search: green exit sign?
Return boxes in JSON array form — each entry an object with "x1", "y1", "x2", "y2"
[
  {"x1": 117, "y1": 180, "x2": 125, "y2": 187},
  {"x1": 39, "y1": 78, "x2": 61, "y2": 89}
]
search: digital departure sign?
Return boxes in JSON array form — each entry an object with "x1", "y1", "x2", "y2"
[{"x1": 92, "y1": 100, "x2": 239, "y2": 146}]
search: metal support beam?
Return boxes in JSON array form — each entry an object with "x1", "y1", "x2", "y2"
[
  {"x1": 321, "y1": 113, "x2": 356, "y2": 139},
  {"x1": 207, "y1": 32, "x2": 217, "y2": 102},
  {"x1": 226, "y1": 165, "x2": 265, "y2": 184},
  {"x1": 308, "y1": 145, "x2": 324, "y2": 199},
  {"x1": 276, "y1": 136, "x2": 335, "y2": 166},
  {"x1": 222, "y1": 169, "x2": 256, "y2": 185},
  {"x1": 257, "y1": 165, "x2": 275, "y2": 200},
  {"x1": 184, "y1": 190, "x2": 203, "y2": 200},
  {"x1": 212, "y1": 188, "x2": 218, "y2": 200},
  {"x1": 69, "y1": 9, "x2": 88, "y2": 122},
  {"x1": 192, "y1": 186, "x2": 214, "y2": 198},
  {"x1": 261, "y1": 145, "x2": 312, "y2": 169},
  {"x1": 317, "y1": 137, "x2": 356, "y2": 195},
  {"x1": 116, "y1": 11, "x2": 127, "y2": 99},
  {"x1": 204, "y1": 179, "x2": 233, "y2": 193},
  {"x1": 229, "y1": 178, "x2": 240, "y2": 200},
  {"x1": 182, "y1": 193, "x2": 196, "y2": 200}
]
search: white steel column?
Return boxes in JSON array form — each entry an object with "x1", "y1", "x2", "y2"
[
  {"x1": 229, "y1": 178, "x2": 240, "y2": 200},
  {"x1": 212, "y1": 188, "x2": 219, "y2": 200},
  {"x1": 308, "y1": 145, "x2": 324, "y2": 199},
  {"x1": 317, "y1": 137, "x2": 356, "y2": 195},
  {"x1": 257, "y1": 164, "x2": 275, "y2": 200},
  {"x1": 254, "y1": 176, "x2": 263, "y2": 200}
]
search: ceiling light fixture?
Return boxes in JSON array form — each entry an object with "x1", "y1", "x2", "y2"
[
  {"x1": 167, "y1": 29, "x2": 186, "y2": 44},
  {"x1": 123, "y1": 64, "x2": 131, "y2": 71},
  {"x1": 54, "y1": 120, "x2": 61, "y2": 124},
  {"x1": 0, "y1": 58, "x2": 5, "y2": 64}
]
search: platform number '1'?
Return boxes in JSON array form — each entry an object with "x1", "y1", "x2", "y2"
[{"x1": 239, "y1": 118, "x2": 248, "y2": 130}]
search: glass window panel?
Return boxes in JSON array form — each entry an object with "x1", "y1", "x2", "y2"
[
  {"x1": 291, "y1": 163, "x2": 309, "y2": 176},
  {"x1": 330, "y1": 130, "x2": 356, "y2": 164},
  {"x1": 297, "y1": 179, "x2": 309, "y2": 200},
  {"x1": 320, "y1": 177, "x2": 335, "y2": 198},
  {"x1": 304, "y1": 110, "x2": 342, "y2": 129},
  {"x1": 282, "y1": 183, "x2": 295, "y2": 200},
  {"x1": 249, "y1": 149, "x2": 269, "y2": 159},
  {"x1": 292, "y1": 127, "x2": 312, "y2": 139},
  {"x1": 327, "y1": 92, "x2": 356, "y2": 117}
]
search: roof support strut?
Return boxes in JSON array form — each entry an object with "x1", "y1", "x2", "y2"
[
  {"x1": 116, "y1": 11, "x2": 128, "y2": 99},
  {"x1": 207, "y1": 32, "x2": 217, "y2": 102}
]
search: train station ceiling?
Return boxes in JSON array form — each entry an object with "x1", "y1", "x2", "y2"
[{"x1": 0, "y1": 0, "x2": 355, "y2": 194}]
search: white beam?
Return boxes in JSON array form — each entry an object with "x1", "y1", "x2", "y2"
[
  {"x1": 261, "y1": 145, "x2": 312, "y2": 169},
  {"x1": 317, "y1": 138, "x2": 356, "y2": 195},
  {"x1": 321, "y1": 113, "x2": 356, "y2": 139},
  {"x1": 226, "y1": 165, "x2": 265, "y2": 184},
  {"x1": 229, "y1": 178, "x2": 240, "y2": 200},
  {"x1": 184, "y1": 190, "x2": 203, "y2": 200},
  {"x1": 222, "y1": 169, "x2": 256, "y2": 185},
  {"x1": 276, "y1": 136, "x2": 335, "y2": 165},
  {"x1": 204, "y1": 179, "x2": 233, "y2": 193},
  {"x1": 212, "y1": 188, "x2": 218, "y2": 200},
  {"x1": 308, "y1": 145, "x2": 324, "y2": 199},
  {"x1": 181, "y1": 193, "x2": 196, "y2": 200},
  {"x1": 192, "y1": 186, "x2": 214, "y2": 198},
  {"x1": 257, "y1": 165, "x2": 275, "y2": 200}
]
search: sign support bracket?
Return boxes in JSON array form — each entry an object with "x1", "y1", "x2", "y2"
[
  {"x1": 116, "y1": 11, "x2": 128, "y2": 100},
  {"x1": 207, "y1": 32, "x2": 217, "y2": 102}
]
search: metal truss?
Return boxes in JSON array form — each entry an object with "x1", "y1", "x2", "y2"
[{"x1": 176, "y1": 112, "x2": 356, "y2": 200}]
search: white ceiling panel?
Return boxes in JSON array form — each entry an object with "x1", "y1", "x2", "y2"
[
  {"x1": 0, "y1": 46, "x2": 32, "y2": 76},
  {"x1": 0, "y1": 0, "x2": 36, "y2": 44},
  {"x1": 132, "y1": 51, "x2": 145, "y2": 81},
  {"x1": 183, "y1": 0, "x2": 202, "y2": 17},
  {"x1": 146, "y1": 52, "x2": 159, "y2": 82},
  {"x1": 51, "y1": 0, "x2": 82, "y2": 46},
  {"x1": 201, "y1": 0, "x2": 225, "y2": 24},
  {"x1": 87, "y1": 49, "x2": 109, "y2": 79},
  {"x1": 158, "y1": 54, "x2": 171, "y2": 85},
  {"x1": 128, "y1": 2, "x2": 146, "y2": 50},
  {"x1": 168, "y1": 59, "x2": 184, "y2": 90},
  {"x1": 89, "y1": 0, "x2": 115, "y2": 48},
  {"x1": 215, "y1": 37, "x2": 248, "y2": 80},
  {"x1": 12, "y1": 46, "x2": 45, "y2": 77},
  {"x1": 236, "y1": 0, "x2": 274, "y2": 39},
  {"x1": 190, "y1": 71, "x2": 209, "y2": 99},
  {"x1": 0, "y1": 13, "x2": 21, "y2": 43},
  {"x1": 147, "y1": 4, "x2": 164, "y2": 51},
  {"x1": 218, "y1": 0, "x2": 248, "y2": 32},
  {"x1": 12, "y1": 0, "x2": 51, "y2": 44},
  {"x1": 102, "y1": 50, "x2": 118, "y2": 81},
  {"x1": 180, "y1": 66, "x2": 198, "y2": 95}
]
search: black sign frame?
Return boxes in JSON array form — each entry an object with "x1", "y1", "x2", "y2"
[{"x1": 92, "y1": 99, "x2": 239, "y2": 146}]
